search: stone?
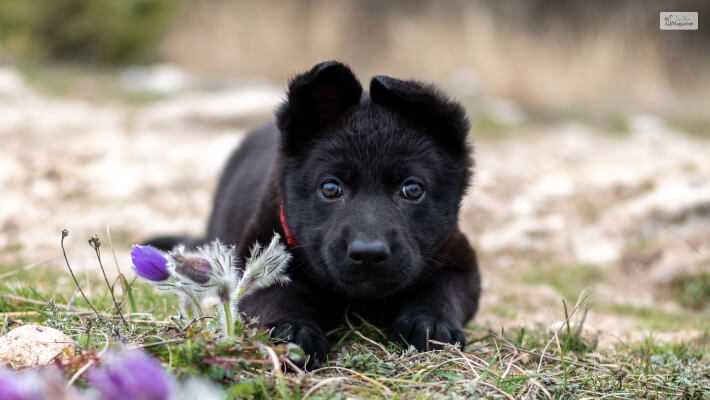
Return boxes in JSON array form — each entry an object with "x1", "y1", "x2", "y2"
[
  {"x1": 0, "y1": 67, "x2": 27, "y2": 98},
  {"x1": 0, "y1": 325, "x2": 75, "y2": 369},
  {"x1": 571, "y1": 227, "x2": 624, "y2": 266},
  {"x1": 121, "y1": 63, "x2": 190, "y2": 94}
]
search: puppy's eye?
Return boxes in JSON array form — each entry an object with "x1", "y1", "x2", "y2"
[
  {"x1": 401, "y1": 181, "x2": 424, "y2": 201},
  {"x1": 320, "y1": 180, "x2": 344, "y2": 199}
]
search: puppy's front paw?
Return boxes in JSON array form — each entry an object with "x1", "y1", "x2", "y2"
[
  {"x1": 389, "y1": 311, "x2": 466, "y2": 352},
  {"x1": 268, "y1": 321, "x2": 328, "y2": 369}
]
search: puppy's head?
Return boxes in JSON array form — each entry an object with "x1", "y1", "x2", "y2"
[{"x1": 277, "y1": 61, "x2": 472, "y2": 299}]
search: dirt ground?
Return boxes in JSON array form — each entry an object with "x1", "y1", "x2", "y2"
[{"x1": 1, "y1": 66, "x2": 708, "y2": 348}]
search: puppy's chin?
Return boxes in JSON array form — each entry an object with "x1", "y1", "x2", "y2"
[
  {"x1": 325, "y1": 261, "x2": 415, "y2": 300},
  {"x1": 335, "y1": 278, "x2": 401, "y2": 300}
]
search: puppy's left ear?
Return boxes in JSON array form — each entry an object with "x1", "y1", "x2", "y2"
[
  {"x1": 277, "y1": 61, "x2": 363, "y2": 152},
  {"x1": 370, "y1": 76, "x2": 470, "y2": 157}
]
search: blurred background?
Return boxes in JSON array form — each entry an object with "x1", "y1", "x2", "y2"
[{"x1": 1, "y1": 0, "x2": 708, "y2": 343}]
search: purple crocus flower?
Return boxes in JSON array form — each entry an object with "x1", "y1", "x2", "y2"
[
  {"x1": 87, "y1": 350, "x2": 174, "y2": 400},
  {"x1": 131, "y1": 245, "x2": 171, "y2": 281}
]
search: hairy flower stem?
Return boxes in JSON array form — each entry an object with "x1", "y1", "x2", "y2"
[
  {"x1": 223, "y1": 300, "x2": 233, "y2": 337},
  {"x1": 60, "y1": 230, "x2": 101, "y2": 318}
]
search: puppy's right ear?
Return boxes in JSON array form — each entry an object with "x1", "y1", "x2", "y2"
[{"x1": 276, "y1": 61, "x2": 362, "y2": 151}]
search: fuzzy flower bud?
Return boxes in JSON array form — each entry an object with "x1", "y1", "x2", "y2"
[
  {"x1": 195, "y1": 240, "x2": 239, "y2": 301},
  {"x1": 236, "y1": 233, "x2": 292, "y2": 298},
  {"x1": 171, "y1": 253, "x2": 212, "y2": 285}
]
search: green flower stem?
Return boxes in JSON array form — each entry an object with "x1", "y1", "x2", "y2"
[
  {"x1": 123, "y1": 275, "x2": 138, "y2": 315},
  {"x1": 181, "y1": 299, "x2": 194, "y2": 319},
  {"x1": 223, "y1": 300, "x2": 233, "y2": 337},
  {"x1": 184, "y1": 290, "x2": 206, "y2": 329}
]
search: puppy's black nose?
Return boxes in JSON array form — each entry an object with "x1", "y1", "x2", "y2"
[{"x1": 348, "y1": 240, "x2": 390, "y2": 265}]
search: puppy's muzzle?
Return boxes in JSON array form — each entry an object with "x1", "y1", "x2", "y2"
[{"x1": 347, "y1": 239, "x2": 390, "y2": 267}]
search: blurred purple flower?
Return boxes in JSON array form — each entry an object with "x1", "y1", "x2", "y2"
[
  {"x1": 0, "y1": 369, "x2": 30, "y2": 400},
  {"x1": 88, "y1": 350, "x2": 173, "y2": 400},
  {"x1": 0, "y1": 368, "x2": 76, "y2": 400},
  {"x1": 131, "y1": 245, "x2": 170, "y2": 282}
]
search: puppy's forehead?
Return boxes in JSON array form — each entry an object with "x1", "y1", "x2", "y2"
[
  {"x1": 348, "y1": 101, "x2": 411, "y2": 132},
  {"x1": 305, "y1": 104, "x2": 444, "y2": 181},
  {"x1": 313, "y1": 104, "x2": 436, "y2": 155}
]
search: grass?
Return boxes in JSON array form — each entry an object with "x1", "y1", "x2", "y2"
[
  {"x1": 510, "y1": 262, "x2": 710, "y2": 333},
  {"x1": 516, "y1": 264, "x2": 605, "y2": 302},
  {"x1": 467, "y1": 113, "x2": 513, "y2": 140},
  {"x1": 1, "y1": 241, "x2": 709, "y2": 399},
  {"x1": 17, "y1": 63, "x2": 179, "y2": 104},
  {"x1": 669, "y1": 272, "x2": 710, "y2": 311},
  {"x1": 669, "y1": 117, "x2": 710, "y2": 139},
  {"x1": 609, "y1": 304, "x2": 710, "y2": 332},
  {"x1": 0, "y1": 0, "x2": 178, "y2": 64}
]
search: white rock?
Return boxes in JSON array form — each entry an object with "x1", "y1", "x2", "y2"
[
  {"x1": 531, "y1": 175, "x2": 575, "y2": 198},
  {"x1": 0, "y1": 158, "x2": 22, "y2": 185},
  {"x1": 486, "y1": 99, "x2": 525, "y2": 126},
  {"x1": 512, "y1": 196, "x2": 536, "y2": 216},
  {"x1": 629, "y1": 113, "x2": 667, "y2": 140},
  {"x1": 480, "y1": 215, "x2": 565, "y2": 251},
  {"x1": 618, "y1": 177, "x2": 710, "y2": 221},
  {"x1": 0, "y1": 109, "x2": 24, "y2": 135},
  {"x1": 121, "y1": 63, "x2": 190, "y2": 94},
  {"x1": 571, "y1": 228, "x2": 623, "y2": 266},
  {"x1": 31, "y1": 179, "x2": 58, "y2": 199},
  {"x1": 0, "y1": 67, "x2": 27, "y2": 98},
  {"x1": 138, "y1": 86, "x2": 282, "y2": 129},
  {"x1": 0, "y1": 325, "x2": 75, "y2": 369}
]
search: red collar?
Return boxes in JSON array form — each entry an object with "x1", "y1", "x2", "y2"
[{"x1": 279, "y1": 203, "x2": 298, "y2": 247}]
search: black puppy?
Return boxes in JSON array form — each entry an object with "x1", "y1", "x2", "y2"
[{"x1": 148, "y1": 61, "x2": 481, "y2": 368}]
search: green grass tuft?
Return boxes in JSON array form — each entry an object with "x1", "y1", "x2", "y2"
[
  {"x1": 1, "y1": 253, "x2": 709, "y2": 398},
  {"x1": 669, "y1": 272, "x2": 710, "y2": 310},
  {"x1": 517, "y1": 264, "x2": 605, "y2": 301}
]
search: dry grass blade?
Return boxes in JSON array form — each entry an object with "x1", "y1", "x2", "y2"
[
  {"x1": 0, "y1": 259, "x2": 52, "y2": 280},
  {"x1": 302, "y1": 377, "x2": 349, "y2": 399},
  {"x1": 315, "y1": 366, "x2": 392, "y2": 395},
  {"x1": 480, "y1": 380, "x2": 516, "y2": 400},
  {"x1": 1, "y1": 311, "x2": 43, "y2": 317},
  {"x1": 105, "y1": 225, "x2": 122, "y2": 276},
  {"x1": 65, "y1": 332, "x2": 110, "y2": 388},
  {"x1": 344, "y1": 308, "x2": 390, "y2": 355},
  {"x1": 261, "y1": 344, "x2": 282, "y2": 375},
  {"x1": 0, "y1": 292, "x2": 82, "y2": 311}
]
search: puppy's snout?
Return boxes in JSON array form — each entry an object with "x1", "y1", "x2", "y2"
[{"x1": 347, "y1": 240, "x2": 390, "y2": 265}]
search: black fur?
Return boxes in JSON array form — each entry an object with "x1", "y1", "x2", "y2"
[{"x1": 145, "y1": 61, "x2": 481, "y2": 369}]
